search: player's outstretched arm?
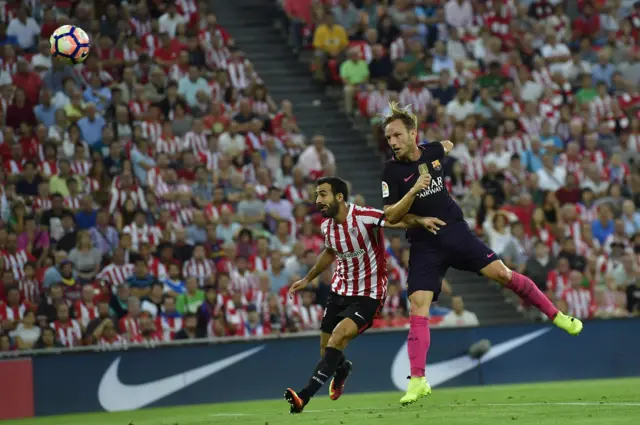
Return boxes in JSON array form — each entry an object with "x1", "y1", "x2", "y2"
[
  {"x1": 289, "y1": 248, "x2": 336, "y2": 293},
  {"x1": 384, "y1": 214, "x2": 446, "y2": 234},
  {"x1": 383, "y1": 174, "x2": 431, "y2": 223}
]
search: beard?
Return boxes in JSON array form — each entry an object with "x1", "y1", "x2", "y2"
[{"x1": 318, "y1": 200, "x2": 339, "y2": 218}]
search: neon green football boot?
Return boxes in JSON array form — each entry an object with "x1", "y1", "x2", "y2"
[
  {"x1": 399, "y1": 377, "x2": 432, "y2": 405},
  {"x1": 553, "y1": 312, "x2": 583, "y2": 336}
]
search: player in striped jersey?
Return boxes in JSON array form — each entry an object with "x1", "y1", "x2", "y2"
[{"x1": 284, "y1": 177, "x2": 443, "y2": 414}]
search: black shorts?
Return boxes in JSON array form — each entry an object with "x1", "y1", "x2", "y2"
[
  {"x1": 320, "y1": 292, "x2": 383, "y2": 336},
  {"x1": 407, "y1": 221, "x2": 496, "y2": 301}
]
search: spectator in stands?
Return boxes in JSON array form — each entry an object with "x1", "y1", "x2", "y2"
[
  {"x1": 340, "y1": 47, "x2": 369, "y2": 115},
  {"x1": 312, "y1": 13, "x2": 348, "y2": 81},
  {"x1": 438, "y1": 296, "x2": 479, "y2": 328}
]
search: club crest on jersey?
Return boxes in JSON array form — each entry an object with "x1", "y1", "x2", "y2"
[
  {"x1": 431, "y1": 160, "x2": 441, "y2": 171},
  {"x1": 349, "y1": 227, "x2": 358, "y2": 237}
]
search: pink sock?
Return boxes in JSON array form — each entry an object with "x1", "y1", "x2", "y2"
[
  {"x1": 507, "y1": 272, "x2": 559, "y2": 320},
  {"x1": 407, "y1": 316, "x2": 430, "y2": 378}
]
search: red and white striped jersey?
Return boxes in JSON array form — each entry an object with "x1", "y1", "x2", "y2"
[
  {"x1": 283, "y1": 184, "x2": 307, "y2": 204},
  {"x1": 70, "y1": 159, "x2": 91, "y2": 177},
  {"x1": 141, "y1": 32, "x2": 160, "y2": 55},
  {"x1": 590, "y1": 95, "x2": 613, "y2": 120},
  {"x1": 561, "y1": 287, "x2": 594, "y2": 319},
  {"x1": 229, "y1": 269, "x2": 258, "y2": 294},
  {"x1": 119, "y1": 314, "x2": 141, "y2": 338},
  {"x1": 382, "y1": 293, "x2": 404, "y2": 316},
  {"x1": 546, "y1": 270, "x2": 570, "y2": 299},
  {"x1": 100, "y1": 334, "x2": 127, "y2": 347},
  {"x1": 2, "y1": 250, "x2": 36, "y2": 280},
  {"x1": 0, "y1": 302, "x2": 29, "y2": 322},
  {"x1": 184, "y1": 131, "x2": 209, "y2": 154},
  {"x1": 64, "y1": 195, "x2": 82, "y2": 211},
  {"x1": 156, "y1": 135, "x2": 184, "y2": 156},
  {"x1": 183, "y1": 258, "x2": 216, "y2": 286},
  {"x1": 155, "y1": 315, "x2": 183, "y2": 340},
  {"x1": 463, "y1": 155, "x2": 485, "y2": 182},
  {"x1": 4, "y1": 159, "x2": 24, "y2": 175},
  {"x1": 532, "y1": 67, "x2": 553, "y2": 87},
  {"x1": 595, "y1": 254, "x2": 621, "y2": 281},
  {"x1": 518, "y1": 115, "x2": 543, "y2": 137},
  {"x1": 32, "y1": 196, "x2": 52, "y2": 212},
  {"x1": 576, "y1": 203, "x2": 598, "y2": 223},
  {"x1": 367, "y1": 91, "x2": 390, "y2": 117},
  {"x1": 51, "y1": 319, "x2": 82, "y2": 347},
  {"x1": 206, "y1": 46, "x2": 231, "y2": 69},
  {"x1": 130, "y1": 18, "x2": 153, "y2": 38},
  {"x1": 504, "y1": 132, "x2": 531, "y2": 156},
  {"x1": 128, "y1": 99, "x2": 150, "y2": 119},
  {"x1": 123, "y1": 223, "x2": 162, "y2": 251},
  {"x1": 18, "y1": 278, "x2": 42, "y2": 304},
  {"x1": 227, "y1": 60, "x2": 248, "y2": 90},
  {"x1": 557, "y1": 153, "x2": 582, "y2": 176},
  {"x1": 109, "y1": 185, "x2": 148, "y2": 214},
  {"x1": 141, "y1": 120, "x2": 162, "y2": 142},
  {"x1": 98, "y1": 263, "x2": 135, "y2": 290},
  {"x1": 249, "y1": 255, "x2": 270, "y2": 272},
  {"x1": 321, "y1": 204, "x2": 388, "y2": 299},
  {"x1": 123, "y1": 45, "x2": 139, "y2": 64},
  {"x1": 73, "y1": 300, "x2": 98, "y2": 328},
  {"x1": 582, "y1": 148, "x2": 606, "y2": 171},
  {"x1": 399, "y1": 87, "x2": 432, "y2": 116},
  {"x1": 349, "y1": 40, "x2": 373, "y2": 63},
  {"x1": 252, "y1": 100, "x2": 270, "y2": 116},
  {"x1": 38, "y1": 160, "x2": 57, "y2": 178},
  {"x1": 292, "y1": 304, "x2": 323, "y2": 330}
]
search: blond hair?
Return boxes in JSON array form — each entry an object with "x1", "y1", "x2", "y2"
[{"x1": 381, "y1": 101, "x2": 418, "y2": 131}]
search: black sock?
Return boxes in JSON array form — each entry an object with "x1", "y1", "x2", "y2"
[
  {"x1": 334, "y1": 355, "x2": 350, "y2": 381},
  {"x1": 299, "y1": 347, "x2": 343, "y2": 401}
]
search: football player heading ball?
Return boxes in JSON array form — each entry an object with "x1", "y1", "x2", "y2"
[{"x1": 381, "y1": 101, "x2": 583, "y2": 405}]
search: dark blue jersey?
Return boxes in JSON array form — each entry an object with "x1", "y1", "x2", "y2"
[{"x1": 381, "y1": 142, "x2": 464, "y2": 241}]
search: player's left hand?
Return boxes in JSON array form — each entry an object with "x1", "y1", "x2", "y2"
[
  {"x1": 289, "y1": 277, "x2": 310, "y2": 295},
  {"x1": 419, "y1": 217, "x2": 446, "y2": 234}
]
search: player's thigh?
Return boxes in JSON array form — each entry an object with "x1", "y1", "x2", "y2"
[
  {"x1": 408, "y1": 243, "x2": 446, "y2": 302},
  {"x1": 337, "y1": 296, "x2": 383, "y2": 337},
  {"x1": 445, "y1": 223, "x2": 497, "y2": 274},
  {"x1": 320, "y1": 293, "x2": 345, "y2": 335}
]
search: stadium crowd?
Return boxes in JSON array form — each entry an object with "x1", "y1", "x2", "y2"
[
  {"x1": 0, "y1": 0, "x2": 638, "y2": 353},
  {"x1": 280, "y1": 0, "x2": 640, "y2": 320}
]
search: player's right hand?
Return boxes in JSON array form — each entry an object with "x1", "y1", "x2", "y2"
[
  {"x1": 419, "y1": 217, "x2": 446, "y2": 234},
  {"x1": 289, "y1": 278, "x2": 310, "y2": 295},
  {"x1": 410, "y1": 174, "x2": 431, "y2": 195}
]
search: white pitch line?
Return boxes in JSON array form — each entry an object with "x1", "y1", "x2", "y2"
[{"x1": 209, "y1": 402, "x2": 640, "y2": 417}]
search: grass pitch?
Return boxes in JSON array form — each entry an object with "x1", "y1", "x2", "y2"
[{"x1": 9, "y1": 377, "x2": 640, "y2": 425}]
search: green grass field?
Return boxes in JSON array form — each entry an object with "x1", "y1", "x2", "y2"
[{"x1": 9, "y1": 378, "x2": 640, "y2": 425}]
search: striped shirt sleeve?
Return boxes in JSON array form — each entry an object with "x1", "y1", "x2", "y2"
[{"x1": 354, "y1": 205, "x2": 386, "y2": 228}]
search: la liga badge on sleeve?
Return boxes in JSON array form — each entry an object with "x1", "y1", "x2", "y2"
[{"x1": 382, "y1": 181, "x2": 389, "y2": 197}]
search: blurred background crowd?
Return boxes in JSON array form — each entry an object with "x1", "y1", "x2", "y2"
[{"x1": 0, "y1": 0, "x2": 638, "y2": 352}]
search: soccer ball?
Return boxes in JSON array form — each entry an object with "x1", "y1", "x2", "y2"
[{"x1": 50, "y1": 25, "x2": 90, "y2": 64}]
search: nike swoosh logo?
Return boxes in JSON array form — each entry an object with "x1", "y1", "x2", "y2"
[
  {"x1": 391, "y1": 329, "x2": 551, "y2": 390},
  {"x1": 487, "y1": 253, "x2": 495, "y2": 258},
  {"x1": 355, "y1": 312, "x2": 364, "y2": 320},
  {"x1": 98, "y1": 346, "x2": 264, "y2": 411},
  {"x1": 404, "y1": 173, "x2": 416, "y2": 182}
]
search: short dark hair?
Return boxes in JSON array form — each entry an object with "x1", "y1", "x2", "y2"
[{"x1": 316, "y1": 176, "x2": 349, "y2": 200}]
